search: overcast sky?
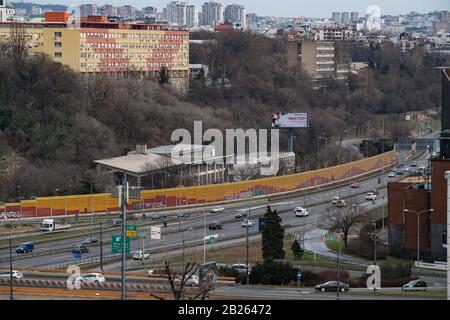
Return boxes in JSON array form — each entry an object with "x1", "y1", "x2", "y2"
[{"x1": 29, "y1": 0, "x2": 449, "y2": 17}]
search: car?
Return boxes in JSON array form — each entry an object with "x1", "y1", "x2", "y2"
[
  {"x1": 369, "y1": 189, "x2": 379, "y2": 196},
  {"x1": 350, "y1": 182, "x2": 360, "y2": 188},
  {"x1": 72, "y1": 244, "x2": 89, "y2": 253},
  {"x1": 404, "y1": 167, "x2": 410, "y2": 172},
  {"x1": 336, "y1": 199, "x2": 347, "y2": 207},
  {"x1": 388, "y1": 171, "x2": 396, "y2": 178},
  {"x1": 111, "y1": 219, "x2": 122, "y2": 226},
  {"x1": 242, "y1": 220, "x2": 256, "y2": 227},
  {"x1": 177, "y1": 211, "x2": 191, "y2": 218},
  {"x1": 366, "y1": 192, "x2": 377, "y2": 201},
  {"x1": 294, "y1": 207, "x2": 309, "y2": 217},
  {"x1": 132, "y1": 250, "x2": 150, "y2": 260},
  {"x1": 0, "y1": 270, "x2": 23, "y2": 280},
  {"x1": 76, "y1": 273, "x2": 106, "y2": 284},
  {"x1": 210, "y1": 206, "x2": 225, "y2": 213},
  {"x1": 231, "y1": 263, "x2": 250, "y2": 273},
  {"x1": 208, "y1": 222, "x2": 222, "y2": 230},
  {"x1": 15, "y1": 242, "x2": 34, "y2": 254},
  {"x1": 315, "y1": 281, "x2": 350, "y2": 292},
  {"x1": 235, "y1": 209, "x2": 249, "y2": 219},
  {"x1": 411, "y1": 161, "x2": 417, "y2": 167},
  {"x1": 402, "y1": 279, "x2": 427, "y2": 292},
  {"x1": 81, "y1": 236, "x2": 99, "y2": 246},
  {"x1": 331, "y1": 197, "x2": 341, "y2": 205},
  {"x1": 152, "y1": 214, "x2": 167, "y2": 220},
  {"x1": 174, "y1": 275, "x2": 199, "y2": 287},
  {"x1": 396, "y1": 170, "x2": 404, "y2": 175}
]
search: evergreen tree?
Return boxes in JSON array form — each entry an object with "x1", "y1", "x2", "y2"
[
  {"x1": 261, "y1": 205, "x2": 285, "y2": 262},
  {"x1": 291, "y1": 238, "x2": 303, "y2": 260},
  {"x1": 159, "y1": 66, "x2": 169, "y2": 84}
]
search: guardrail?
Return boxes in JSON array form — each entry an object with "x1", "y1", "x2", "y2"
[{"x1": 414, "y1": 261, "x2": 447, "y2": 270}]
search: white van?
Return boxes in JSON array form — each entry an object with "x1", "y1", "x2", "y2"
[
  {"x1": 332, "y1": 197, "x2": 340, "y2": 205},
  {"x1": 294, "y1": 207, "x2": 310, "y2": 217}
]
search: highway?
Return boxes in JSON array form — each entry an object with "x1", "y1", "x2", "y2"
[{"x1": 0, "y1": 150, "x2": 428, "y2": 273}]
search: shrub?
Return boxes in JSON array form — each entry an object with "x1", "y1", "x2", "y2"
[
  {"x1": 380, "y1": 261, "x2": 413, "y2": 279},
  {"x1": 346, "y1": 239, "x2": 388, "y2": 260},
  {"x1": 249, "y1": 261, "x2": 296, "y2": 285}
]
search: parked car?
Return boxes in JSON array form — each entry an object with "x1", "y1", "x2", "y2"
[
  {"x1": 388, "y1": 171, "x2": 396, "y2": 178},
  {"x1": 132, "y1": 250, "x2": 150, "y2": 260},
  {"x1": 177, "y1": 211, "x2": 191, "y2": 218},
  {"x1": 210, "y1": 206, "x2": 225, "y2": 213},
  {"x1": 72, "y1": 244, "x2": 89, "y2": 253},
  {"x1": 235, "y1": 209, "x2": 249, "y2": 219},
  {"x1": 365, "y1": 192, "x2": 377, "y2": 201},
  {"x1": 332, "y1": 197, "x2": 341, "y2": 205},
  {"x1": 315, "y1": 281, "x2": 349, "y2": 292},
  {"x1": 350, "y1": 182, "x2": 360, "y2": 188},
  {"x1": 294, "y1": 207, "x2": 310, "y2": 217},
  {"x1": 81, "y1": 236, "x2": 99, "y2": 246},
  {"x1": 402, "y1": 279, "x2": 427, "y2": 292},
  {"x1": 15, "y1": 242, "x2": 34, "y2": 254},
  {"x1": 231, "y1": 263, "x2": 250, "y2": 274},
  {"x1": 208, "y1": 222, "x2": 222, "y2": 230},
  {"x1": 0, "y1": 270, "x2": 23, "y2": 280},
  {"x1": 152, "y1": 214, "x2": 167, "y2": 220},
  {"x1": 242, "y1": 220, "x2": 256, "y2": 228},
  {"x1": 336, "y1": 199, "x2": 347, "y2": 207},
  {"x1": 76, "y1": 273, "x2": 106, "y2": 284},
  {"x1": 174, "y1": 275, "x2": 199, "y2": 287}
]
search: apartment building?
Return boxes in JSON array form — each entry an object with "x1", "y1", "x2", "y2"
[
  {"x1": 186, "y1": 5, "x2": 198, "y2": 28},
  {"x1": 202, "y1": 1, "x2": 223, "y2": 27},
  {"x1": 165, "y1": 1, "x2": 187, "y2": 26},
  {"x1": 0, "y1": 0, "x2": 14, "y2": 22},
  {"x1": 80, "y1": 4, "x2": 98, "y2": 17},
  {"x1": 0, "y1": 12, "x2": 189, "y2": 93},
  {"x1": 224, "y1": 4, "x2": 246, "y2": 29}
]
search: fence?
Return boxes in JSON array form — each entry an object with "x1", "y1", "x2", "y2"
[{"x1": 0, "y1": 151, "x2": 396, "y2": 220}]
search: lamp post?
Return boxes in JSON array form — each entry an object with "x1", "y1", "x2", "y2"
[
  {"x1": 183, "y1": 227, "x2": 195, "y2": 272},
  {"x1": 8, "y1": 223, "x2": 13, "y2": 300},
  {"x1": 403, "y1": 209, "x2": 434, "y2": 272},
  {"x1": 201, "y1": 209, "x2": 207, "y2": 264},
  {"x1": 80, "y1": 179, "x2": 94, "y2": 239}
]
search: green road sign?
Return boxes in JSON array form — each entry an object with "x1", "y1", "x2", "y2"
[
  {"x1": 126, "y1": 225, "x2": 137, "y2": 237},
  {"x1": 210, "y1": 236, "x2": 216, "y2": 244},
  {"x1": 112, "y1": 235, "x2": 130, "y2": 253},
  {"x1": 329, "y1": 232, "x2": 335, "y2": 241}
]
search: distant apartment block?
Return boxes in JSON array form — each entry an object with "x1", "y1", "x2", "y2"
[
  {"x1": 332, "y1": 12, "x2": 341, "y2": 23},
  {"x1": 224, "y1": 4, "x2": 246, "y2": 29},
  {"x1": 332, "y1": 11, "x2": 359, "y2": 24},
  {"x1": 100, "y1": 5, "x2": 116, "y2": 17},
  {"x1": 117, "y1": 5, "x2": 136, "y2": 19},
  {"x1": 0, "y1": 12, "x2": 189, "y2": 93},
  {"x1": 165, "y1": 1, "x2": 187, "y2": 26},
  {"x1": 202, "y1": 1, "x2": 223, "y2": 27},
  {"x1": 80, "y1": 4, "x2": 98, "y2": 17},
  {"x1": 143, "y1": 6, "x2": 158, "y2": 18},
  {"x1": 0, "y1": 0, "x2": 14, "y2": 22},
  {"x1": 186, "y1": 5, "x2": 198, "y2": 27}
]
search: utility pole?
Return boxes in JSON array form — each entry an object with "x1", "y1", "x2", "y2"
[
  {"x1": 203, "y1": 209, "x2": 206, "y2": 264},
  {"x1": 337, "y1": 232, "x2": 340, "y2": 300},
  {"x1": 246, "y1": 218, "x2": 250, "y2": 286},
  {"x1": 9, "y1": 225, "x2": 13, "y2": 300},
  {"x1": 100, "y1": 221, "x2": 103, "y2": 272},
  {"x1": 120, "y1": 179, "x2": 128, "y2": 300},
  {"x1": 304, "y1": 154, "x2": 307, "y2": 208}
]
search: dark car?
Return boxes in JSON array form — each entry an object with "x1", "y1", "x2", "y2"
[
  {"x1": 16, "y1": 242, "x2": 34, "y2": 254},
  {"x1": 72, "y1": 244, "x2": 89, "y2": 253},
  {"x1": 152, "y1": 214, "x2": 167, "y2": 220},
  {"x1": 177, "y1": 211, "x2": 191, "y2": 218},
  {"x1": 402, "y1": 279, "x2": 427, "y2": 292},
  {"x1": 208, "y1": 222, "x2": 222, "y2": 230},
  {"x1": 235, "y1": 210, "x2": 249, "y2": 219},
  {"x1": 396, "y1": 170, "x2": 404, "y2": 175},
  {"x1": 315, "y1": 281, "x2": 349, "y2": 292},
  {"x1": 81, "y1": 236, "x2": 99, "y2": 246}
]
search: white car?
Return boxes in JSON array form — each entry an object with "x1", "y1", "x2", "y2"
[
  {"x1": 0, "y1": 270, "x2": 23, "y2": 280},
  {"x1": 76, "y1": 273, "x2": 106, "y2": 284},
  {"x1": 210, "y1": 206, "x2": 225, "y2": 213},
  {"x1": 294, "y1": 207, "x2": 309, "y2": 217},
  {"x1": 366, "y1": 192, "x2": 377, "y2": 201},
  {"x1": 242, "y1": 220, "x2": 256, "y2": 228},
  {"x1": 174, "y1": 275, "x2": 199, "y2": 287},
  {"x1": 388, "y1": 172, "x2": 396, "y2": 178},
  {"x1": 332, "y1": 196, "x2": 340, "y2": 205},
  {"x1": 133, "y1": 250, "x2": 150, "y2": 260}
]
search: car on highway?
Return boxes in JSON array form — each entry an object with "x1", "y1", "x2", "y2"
[
  {"x1": 210, "y1": 206, "x2": 225, "y2": 213},
  {"x1": 174, "y1": 275, "x2": 199, "y2": 287},
  {"x1": 388, "y1": 171, "x2": 396, "y2": 178},
  {"x1": 369, "y1": 189, "x2": 379, "y2": 196},
  {"x1": 332, "y1": 197, "x2": 341, "y2": 205},
  {"x1": 411, "y1": 161, "x2": 417, "y2": 167},
  {"x1": 152, "y1": 214, "x2": 167, "y2": 220},
  {"x1": 350, "y1": 182, "x2": 360, "y2": 188},
  {"x1": 0, "y1": 270, "x2": 23, "y2": 280},
  {"x1": 396, "y1": 170, "x2": 404, "y2": 175},
  {"x1": 242, "y1": 219, "x2": 256, "y2": 228},
  {"x1": 15, "y1": 242, "x2": 34, "y2": 254},
  {"x1": 72, "y1": 244, "x2": 89, "y2": 254},
  {"x1": 336, "y1": 199, "x2": 347, "y2": 207},
  {"x1": 294, "y1": 207, "x2": 310, "y2": 217},
  {"x1": 76, "y1": 273, "x2": 106, "y2": 284},
  {"x1": 177, "y1": 211, "x2": 191, "y2": 218},
  {"x1": 235, "y1": 209, "x2": 249, "y2": 219},
  {"x1": 132, "y1": 250, "x2": 150, "y2": 260},
  {"x1": 208, "y1": 222, "x2": 222, "y2": 230},
  {"x1": 111, "y1": 219, "x2": 122, "y2": 226},
  {"x1": 81, "y1": 236, "x2": 99, "y2": 246},
  {"x1": 402, "y1": 279, "x2": 427, "y2": 292},
  {"x1": 314, "y1": 281, "x2": 349, "y2": 292},
  {"x1": 365, "y1": 192, "x2": 377, "y2": 201}
]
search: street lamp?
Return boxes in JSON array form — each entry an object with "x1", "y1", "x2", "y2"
[
  {"x1": 183, "y1": 227, "x2": 195, "y2": 271},
  {"x1": 201, "y1": 209, "x2": 207, "y2": 264},
  {"x1": 80, "y1": 179, "x2": 94, "y2": 239},
  {"x1": 403, "y1": 209, "x2": 434, "y2": 271}
]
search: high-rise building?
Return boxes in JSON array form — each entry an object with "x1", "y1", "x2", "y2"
[
  {"x1": 31, "y1": 5, "x2": 42, "y2": 16},
  {"x1": 117, "y1": 5, "x2": 136, "y2": 19},
  {"x1": 143, "y1": 6, "x2": 157, "y2": 18},
  {"x1": 80, "y1": 4, "x2": 98, "y2": 17},
  {"x1": 224, "y1": 4, "x2": 246, "y2": 29},
  {"x1": 341, "y1": 12, "x2": 350, "y2": 24},
  {"x1": 0, "y1": 0, "x2": 14, "y2": 22},
  {"x1": 247, "y1": 13, "x2": 257, "y2": 24},
  {"x1": 332, "y1": 12, "x2": 341, "y2": 23},
  {"x1": 186, "y1": 5, "x2": 198, "y2": 28},
  {"x1": 165, "y1": 1, "x2": 187, "y2": 26},
  {"x1": 351, "y1": 12, "x2": 359, "y2": 23},
  {"x1": 202, "y1": 1, "x2": 222, "y2": 27},
  {"x1": 100, "y1": 5, "x2": 116, "y2": 17}
]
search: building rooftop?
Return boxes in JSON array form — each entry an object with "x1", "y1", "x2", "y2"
[{"x1": 94, "y1": 152, "x2": 174, "y2": 175}]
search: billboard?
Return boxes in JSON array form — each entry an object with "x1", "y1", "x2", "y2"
[
  {"x1": 199, "y1": 262, "x2": 218, "y2": 290},
  {"x1": 272, "y1": 112, "x2": 308, "y2": 128}
]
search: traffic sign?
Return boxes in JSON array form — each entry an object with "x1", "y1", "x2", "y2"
[
  {"x1": 74, "y1": 252, "x2": 82, "y2": 259},
  {"x1": 297, "y1": 271, "x2": 302, "y2": 280},
  {"x1": 126, "y1": 225, "x2": 137, "y2": 237},
  {"x1": 112, "y1": 235, "x2": 130, "y2": 253},
  {"x1": 329, "y1": 232, "x2": 335, "y2": 241},
  {"x1": 150, "y1": 226, "x2": 161, "y2": 240}
]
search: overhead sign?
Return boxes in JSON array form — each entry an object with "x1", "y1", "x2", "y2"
[
  {"x1": 126, "y1": 225, "x2": 137, "y2": 237},
  {"x1": 272, "y1": 112, "x2": 308, "y2": 128},
  {"x1": 74, "y1": 251, "x2": 82, "y2": 259},
  {"x1": 204, "y1": 234, "x2": 218, "y2": 243},
  {"x1": 199, "y1": 262, "x2": 218, "y2": 289},
  {"x1": 150, "y1": 226, "x2": 161, "y2": 240},
  {"x1": 297, "y1": 271, "x2": 302, "y2": 280},
  {"x1": 112, "y1": 235, "x2": 130, "y2": 254}
]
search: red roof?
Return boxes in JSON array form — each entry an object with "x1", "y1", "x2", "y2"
[{"x1": 214, "y1": 24, "x2": 234, "y2": 31}]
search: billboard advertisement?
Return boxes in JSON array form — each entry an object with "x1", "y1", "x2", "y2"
[
  {"x1": 272, "y1": 112, "x2": 308, "y2": 128},
  {"x1": 199, "y1": 262, "x2": 218, "y2": 290}
]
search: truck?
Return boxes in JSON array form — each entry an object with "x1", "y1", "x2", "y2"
[{"x1": 41, "y1": 219, "x2": 71, "y2": 233}]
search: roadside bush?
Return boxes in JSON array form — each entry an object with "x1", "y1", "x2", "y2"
[
  {"x1": 316, "y1": 269, "x2": 350, "y2": 283},
  {"x1": 298, "y1": 271, "x2": 319, "y2": 287},
  {"x1": 381, "y1": 276, "x2": 416, "y2": 287},
  {"x1": 380, "y1": 261, "x2": 413, "y2": 279},
  {"x1": 346, "y1": 239, "x2": 388, "y2": 260},
  {"x1": 218, "y1": 266, "x2": 240, "y2": 278},
  {"x1": 249, "y1": 261, "x2": 296, "y2": 285}
]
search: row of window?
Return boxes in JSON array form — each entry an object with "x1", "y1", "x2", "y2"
[
  {"x1": 79, "y1": 42, "x2": 188, "y2": 51},
  {"x1": 80, "y1": 52, "x2": 188, "y2": 59},
  {"x1": 80, "y1": 32, "x2": 187, "y2": 41},
  {"x1": 80, "y1": 62, "x2": 188, "y2": 69}
]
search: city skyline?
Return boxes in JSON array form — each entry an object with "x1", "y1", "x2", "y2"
[{"x1": 19, "y1": 0, "x2": 450, "y2": 18}]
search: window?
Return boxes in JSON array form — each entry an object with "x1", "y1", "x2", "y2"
[
  {"x1": 54, "y1": 52, "x2": 62, "y2": 59},
  {"x1": 54, "y1": 32, "x2": 62, "y2": 38},
  {"x1": 54, "y1": 42, "x2": 62, "y2": 48}
]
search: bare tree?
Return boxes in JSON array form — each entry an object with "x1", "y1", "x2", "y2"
[
  {"x1": 8, "y1": 24, "x2": 27, "y2": 66},
  {"x1": 232, "y1": 163, "x2": 259, "y2": 181},
  {"x1": 323, "y1": 200, "x2": 361, "y2": 246}
]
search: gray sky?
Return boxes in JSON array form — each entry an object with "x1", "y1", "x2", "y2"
[{"x1": 30, "y1": 0, "x2": 449, "y2": 17}]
